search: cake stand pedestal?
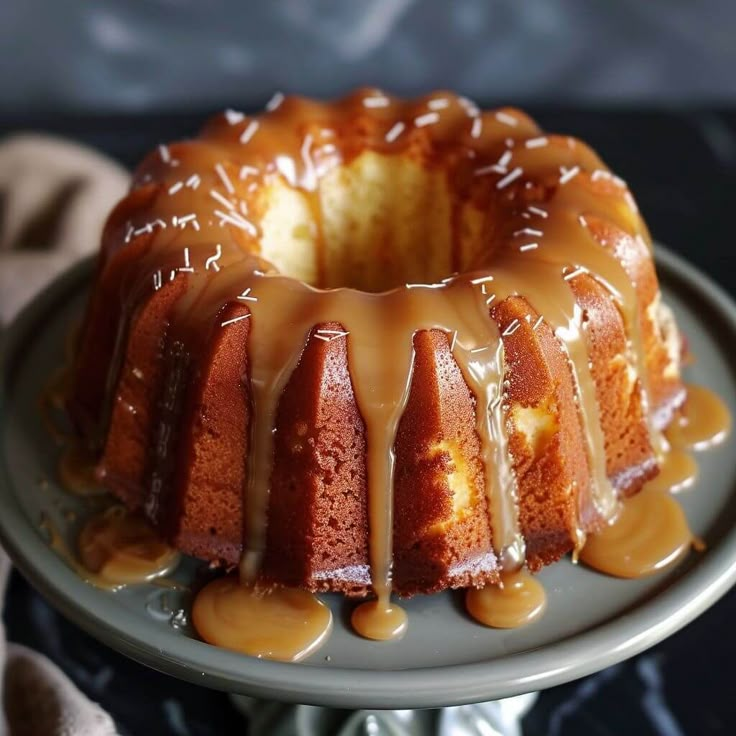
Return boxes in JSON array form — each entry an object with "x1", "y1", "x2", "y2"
[
  {"x1": 1, "y1": 248, "x2": 736, "y2": 727},
  {"x1": 228, "y1": 692, "x2": 538, "y2": 736}
]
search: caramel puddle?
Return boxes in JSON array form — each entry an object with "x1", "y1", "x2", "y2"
[
  {"x1": 57, "y1": 442, "x2": 107, "y2": 497},
  {"x1": 192, "y1": 575, "x2": 332, "y2": 661},
  {"x1": 645, "y1": 448, "x2": 698, "y2": 494},
  {"x1": 580, "y1": 489, "x2": 692, "y2": 578},
  {"x1": 465, "y1": 570, "x2": 546, "y2": 629},
  {"x1": 666, "y1": 384, "x2": 731, "y2": 451},
  {"x1": 351, "y1": 599, "x2": 408, "y2": 641}
]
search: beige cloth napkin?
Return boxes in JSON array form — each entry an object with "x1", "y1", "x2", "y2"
[{"x1": 0, "y1": 134, "x2": 129, "y2": 735}]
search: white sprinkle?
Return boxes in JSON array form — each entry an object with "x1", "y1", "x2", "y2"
[
  {"x1": 505, "y1": 137, "x2": 515, "y2": 148},
  {"x1": 159, "y1": 144, "x2": 171, "y2": 163},
  {"x1": 564, "y1": 266, "x2": 587, "y2": 281},
  {"x1": 321, "y1": 143, "x2": 337, "y2": 155},
  {"x1": 613, "y1": 175, "x2": 626, "y2": 188},
  {"x1": 414, "y1": 112, "x2": 440, "y2": 128},
  {"x1": 221, "y1": 314, "x2": 251, "y2": 327},
  {"x1": 239, "y1": 165, "x2": 259, "y2": 180},
  {"x1": 449, "y1": 330, "x2": 458, "y2": 352},
  {"x1": 591, "y1": 169, "x2": 610, "y2": 181},
  {"x1": 265, "y1": 91, "x2": 285, "y2": 112},
  {"x1": 169, "y1": 269, "x2": 176, "y2": 282},
  {"x1": 471, "y1": 116, "x2": 483, "y2": 139},
  {"x1": 133, "y1": 224, "x2": 152, "y2": 237},
  {"x1": 210, "y1": 188, "x2": 236, "y2": 211},
  {"x1": 502, "y1": 319, "x2": 521, "y2": 336},
  {"x1": 514, "y1": 227, "x2": 543, "y2": 237},
  {"x1": 186, "y1": 174, "x2": 201, "y2": 190},
  {"x1": 205, "y1": 244, "x2": 222, "y2": 272},
  {"x1": 470, "y1": 275, "x2": 494, "y2": 285},
  {"x1": 578, "y1": 214, "x2": 588, "y2": 227},
  {"x1": 180, "y1": 247, "x2": 194, "y2": 272},
  {"x1": 124, "y1": 224, "x2": 134, "y2": 243},
  {"x1": 459, "y1": 96, "x2": 480, "y2": 117},
  {"x1": 496, "y1": 167, "x2": 523, "y2": 189},
  {"x1": 495, "y1": 111, "x2": 518, "y2": 127},
  {"x1": 215, "y1": 163, "x2": 235, "y2": 193},
  {"x1": 314, "y1": 328, "x2": 349, "y2": 342},
  {"x1": 527, "y1": 205, "x2": 548, "y2": 218},
  {"x1": 525, "y1": 136, "x2": 548, "y2": 149},
  {"x1": 240, "y1": 120, "x2": 259, "y2": 144},
  {"x1": 497, "y1": 150, "x2": 513, "y2": 169},
  {"x1": 521, "y1": 212, "x2": 531, "y2": 219},
  {"x1": 428, "y1": 98, "x2": 449, "y2": 110},
  {"x1": 177, "y1": 214, "x2": 197, "y2": 229},
  {"x1": 237, "y1": 287, "x2": 258, "y2": 302},
  {"x1": 215, "y1": 209, "x2": 257, "y2": 236},
  {"x1": 385, "y1": 122, "x2": 405, "y2": 143},
  {"x1": 168, "y1": 181, "x2": 183, "y2": 195},
  {"x1": 519, "y1": 242, "x2": 539, "y2": 252},
  {"x1": 363, "y1": 95, "x2": 390, "y2": 108},
  {"x1": 485, "y1": 292, "x2": 497, "y2": 304},
  {"x1": 474, "y1": 164, "x2": 497, "y2": 177},
  {"x1": 405, "y1": 282, "x2": 445, "y2": 289},
  {"x1": 239, "y1": 200, "x2": 249, "y2": 216},
  {"x1": 533, "y1": 315, "x2": 544, "y2": 330},
  {"x1": 224, "y1": 109, "x2": 245, "y2": 125},
  {"x1": 152, "y1": 271, "x2": 162, "y2": 290},
  {"x1": 559, "y1": 165, "x2": 580, "y2": 185}
]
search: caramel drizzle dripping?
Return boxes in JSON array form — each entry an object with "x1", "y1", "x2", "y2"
[
  {"x1": 100, "y1": 90, "x2": 668, "y2": 613},
  {"x1": 231, "y1": 273, "x2": 523, "y2": 610}
]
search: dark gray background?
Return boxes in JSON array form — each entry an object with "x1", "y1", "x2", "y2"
[{"x1": 2, "y1": 0, "x2": 735, "y2": 113}]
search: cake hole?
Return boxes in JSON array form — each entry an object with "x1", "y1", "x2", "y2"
[{"x1": 257, "y1": 151, "x2": 496, "y2": 291}]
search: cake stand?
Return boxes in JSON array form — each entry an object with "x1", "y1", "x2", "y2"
[{"x1": 1, "y1": 246, "x2": 736, "y2": 736}]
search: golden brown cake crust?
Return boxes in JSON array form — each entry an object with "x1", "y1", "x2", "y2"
[{"x1": 67, "y1": 90, "x2": 685, "y2": 598}]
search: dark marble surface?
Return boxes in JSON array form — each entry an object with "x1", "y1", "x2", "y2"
[
  {"x1": 3, "y1": 1, "x2": 736, "y2": 111},
  {"x1": 2, "y1": 107, "x2": 735, "y2": 735}
]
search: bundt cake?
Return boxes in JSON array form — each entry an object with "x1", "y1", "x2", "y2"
[{"x1": 67, "y1": 90, "x2": 687, "y2": 610}]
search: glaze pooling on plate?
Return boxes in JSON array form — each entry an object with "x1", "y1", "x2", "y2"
[
  {"x1": 69, "y1": 93, "x2": 683, "y2": 596},
  {"x1": 2, "y1": 249, "x2": 736, "y2": 705},
  {"x1": 55, "y1": 90, "x2": 729, "y2": 652}
]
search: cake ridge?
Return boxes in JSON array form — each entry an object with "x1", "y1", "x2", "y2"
[{"x1": 68, "y1": 89, "x2": 686, "y2": 604}]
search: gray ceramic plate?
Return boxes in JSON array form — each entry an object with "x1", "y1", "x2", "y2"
[{"x1": 1, "y1": 246, "x2": 735, "y2": 709}]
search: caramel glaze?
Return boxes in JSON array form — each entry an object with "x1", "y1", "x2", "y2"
[
  {"x1": 646, "y1": 449, "x2": 697, "y2": 494},
  {"x1": 192, "y1": 575, "x2": 332, "y2": 661},
  {"x1": 351, "y1": 598, "x2": 408, "y2": 641},
  {"x1": 666, "y1": 384, "x2": 731, "y2": 451},
  {"x1": 466, "y1": 570, "x2": 546, "y2": 629},
  {"x1": 579, "y1": 488, "x2": 692, "y2": 578},
  {"x1": 42, "y1": 506, "x2": 179, "y2": 590},
  {"x1": 581, "y1": 382, "x2": 730, "y2": 577},
  {"x1": 68, "y1": 90, "x2": 696, "y2": 644},
  {"x1": 58, "y1": 441, "x2": 107, "y2": 497}
]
